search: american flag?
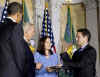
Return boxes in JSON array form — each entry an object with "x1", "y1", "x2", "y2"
[
  {"x1": 0, "y1": 0, "x2": 8, "y2": 23},
  {"x1": 41, "y1": 8, "x2": 56, "y2": 53}
]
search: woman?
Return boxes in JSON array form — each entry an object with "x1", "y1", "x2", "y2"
[{"x1": 34, "y1": 36, "x2": 60, "y2": 77}]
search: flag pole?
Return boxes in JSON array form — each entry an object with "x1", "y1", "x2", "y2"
[
  {"x1": 95, "y1": 0, "x2": 100, "y2": 63},
  {"x1": 45, "y1": 1, "x2": 48, "y2": 34},
  {"x1": 7, "y1": 0, "x2": 9, "y2": 3},
  {"x1": 22, "y1": 0, "x2": 24, "y2": 24}
]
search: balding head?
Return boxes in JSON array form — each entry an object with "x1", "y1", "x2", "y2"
[{"x1": 23, "y1": 23, "x2": 35, "y2": 42}]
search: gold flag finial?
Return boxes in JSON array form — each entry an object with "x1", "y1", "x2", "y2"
[{"x1": 45, "y1": 1, "x2": 48, "y2": 9}]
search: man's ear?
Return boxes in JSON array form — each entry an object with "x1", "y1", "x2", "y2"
[
  {"x1": 86, "y1": 36, "x2": 88, "y2": 42},
  {"x1": 84, "y1": 36, "x2": 88, "y2": 42},
  {"x1": 14, "y1": 13, "x2": 19, "y2": 22}
]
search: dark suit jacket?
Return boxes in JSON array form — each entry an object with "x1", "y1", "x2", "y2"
[
  {"x1": 23, "y1": 40, "x2": 36, "y2": 77},
  {"x1": 61, "y1": 44, "x2": 96, "y2": 77},
  {"x1": 0, "y1": 18, "x2": 35, "y2": 77}
]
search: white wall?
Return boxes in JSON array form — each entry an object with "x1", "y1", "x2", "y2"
[
  {"x1": 86, "y1": 7, "x2": 100, "y2": 77},
  {"x1": 51, "y1": 0, "x2": 62, "y2": 54},
  {"x1": 35, "y1": 0, "x2": 45, "y2": 48}
]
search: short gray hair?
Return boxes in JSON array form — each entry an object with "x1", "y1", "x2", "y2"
[{"x1": 23, "y1": 23, "x2": 34, "y2": 33}]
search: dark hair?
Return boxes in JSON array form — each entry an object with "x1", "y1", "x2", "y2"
[
  {"x1": 77, "y1": 28, "x2": 91, "y2": 42},
  {"x1": 7, "y1": 2, "x2": 22, "y2": 15},
  {"x1": 37, "y1": 36, "x2": 53, "y2": 55}
]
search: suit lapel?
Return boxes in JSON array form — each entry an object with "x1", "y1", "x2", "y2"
[
  {"x1": 72, "y1": 44, "x2": 90, "y2": 59},
  {"x1": 80, "y1": 44, "x2": 90, "y2": 52}
]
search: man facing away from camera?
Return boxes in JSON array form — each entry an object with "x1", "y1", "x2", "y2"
[{"x1": 0, "y1": 2, "x2": 35, "y2": 77}]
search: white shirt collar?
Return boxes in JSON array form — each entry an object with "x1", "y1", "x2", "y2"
[
  {"x1": 24, "y1": 37, "x2": 27, "y2": 41},
  {"x1": 7, "y1": 17, "x2": 16, "y2": 22},
  {"x1": 81, "y1": 43, "x2": 88, "y2": 49},
  {"x1": 24, "y1": 37, "x2": 29, "y2": 43}
]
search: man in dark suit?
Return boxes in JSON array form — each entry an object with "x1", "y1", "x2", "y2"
[
  {"x1": 23, "y1": 23, "x2": 36, "y2": 77},
  {"x1": 0, "y1": 2, "x2": 35, "y2": 77},
  {"x1": 61, "y1": 28, "x2": 96, "y2": 77},
  {"x1": 23, "y1": 40, "x2": 36, "y2": 77}
]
